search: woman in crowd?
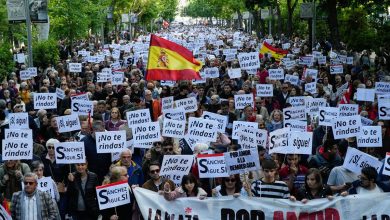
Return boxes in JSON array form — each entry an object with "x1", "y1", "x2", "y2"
[
  {"x1": 31, "y1": 161, "x2": 60, "y2": 202},
  {"x1": 212, "y1": 174, "x2": 249, "y2": 197},
  {"x1": 295, "y1": 168, "x2": 333, "y2": 203},
  {"x1": 105, "y1": 107, "x2": 126, "y2": 131},
  {"x1": 266, "y1": 109, "x2": 283, "y2": 132},
  {"x1": 0, "y1": 160, "x2": 30, "y2": 202},
  {"x1": 163, "y1": 173, "x2": 207, "y2": 201}
]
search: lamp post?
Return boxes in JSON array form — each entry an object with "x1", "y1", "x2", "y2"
[{"x1": 24, "y1": 0, "x2": 33, "y2": 67}]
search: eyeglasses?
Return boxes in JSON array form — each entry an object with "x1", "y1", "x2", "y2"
[
  {"x1": 150, "y1": 169, "x2": 160, "y2": 174},
  {"x1": 47, "y1": 146, "x2": 54, "y2": 150},
  {"x1": 163, "y1": 147, "x2": 174, "y2": 152},
  {"x1": 24, "y1": 181, "x2": 35, "y2": 185},
  {"x1": 153, "y1": 142, "x2": 162, "y2": 146},
  {"x1": 225, "y1": 178, "x2": 236, "y2": 183}
]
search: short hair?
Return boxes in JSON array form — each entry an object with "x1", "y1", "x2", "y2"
[
  {"x1": 149, "y1": 161, "x2": 160, "y2": 169},
  {"x1": 46, "y1": 138, "x2": 60, "y2": 147},
  {"x1": 92, "y1": 120, "x2": 105, "y2": 131},
  {"x1": 31, "y1": 160, "x2": 44, "y2": 170},
  {"x1": 97, "y1": 100, "x2": 106, "y2": 105},
  {"x1": 323, "y1": 138, "x2": 337, "y2": 152},
  {"x1": 361, "y1": 166, "x2": 378, "y2": 182},
  {"x1": 262, "y1": 159, "x2": 277, "y2": 170},
  {"x1": 109, "y1": 166, "x2": 127, "y2": 183},
  {"x1": 120, "y1": 148, "x2": 132, "y2": 157},
  {"x1": 23, "y1": 173, "x2": 38, "y2": 183}
]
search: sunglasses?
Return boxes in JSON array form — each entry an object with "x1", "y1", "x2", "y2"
[
  {"x1": 24, "y1": 181, "x2": 35, "y2": 185},
  {"x1": 150, "y1": 169, "x2": 160, "y2": 174},
  {"x1": 153, "y1": 142, "x2": 162, "y2": 146},
  {"x1": 225, "y1": 178, "x2": 236, "y2": 183},
  {"x1": 47, "y1": 146, "x2": 54, "y2": 150},
  {"x1": 163, "y1": 148, "x2": 173, "y2": 152},
  {"x1": 76, "y1": 164, "x2": 86, "y2": 167}
]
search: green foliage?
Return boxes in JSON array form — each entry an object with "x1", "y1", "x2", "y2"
[
  {"x1": 32, "y1": 39, "x2": 59, "y2": 69},
  {"x1": 0, "y1": 42, "x2": 14, "y2": 81},
  {"x1": 156, "y1": 0, "x2": 178, "y2": 21}
]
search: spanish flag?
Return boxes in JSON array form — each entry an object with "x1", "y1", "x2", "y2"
[
  {"x1": 146, "y1": 34, "x2": 202, "y2": 81},
  {"x1": 259, "y1": 42, "x2": 288, "y2": 61}
]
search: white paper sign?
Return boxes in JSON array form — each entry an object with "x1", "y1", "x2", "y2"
[
  {"x1": 69, "y1": 63, "x2": 82, "y2": 72},
  {"x1": 204, "y1": 67, "x2": 219, "y2": 78},
  {"x1": 284, "y1": 120, "x2": 307, "y2": 132},
  {"x1": 256, "y1": 84, "x2": 273, "y2": 97},
  {"x1": 133, "y1": 122, "x2": 161, "y2": 144},
  {"x1": 305, "y1": 82, "x2": 317, "y2": 94},
  {"x1": 224, "y1": 149, "x2": 261, "y2": 175},
  {"x1": 174, "y1": 97, "x2": 198, "y2": 113},
  {"x1": 56, "y1": 88, "x2": 65, "y2": 100},
  {"x1": 56, "y1": 114, "x2": 81, "y2": 133},
  {"x1": 383, "y1": 153, "x2": 390, "y2": 176},
  {"x1": 299, "y1": 56, "x2": 313, "y2": 66},
  {"x1": 197, "y1": 153, "x2": 228, "y2": 178},
  {"x1": 305, "y1": 69, "x2": 318, "y2": 81},
  {"x1": 227, "y1": 68, "x2": 242, "y2": 79},
  {"x1": 378, "y1": 99, "x2": 390, "y2": 120},
  {"x1": 111, "y1": 71, "x2": 124, "y2": 85},
  {"x1": 95, "y1": 130, "x2": 126, "y2": 153},
  {"x1": 160, "y1": 80, "x2": 175, "y2": 87},
  {"x1": 330, "y1": 65, "x2": 343, "y2": 74},
  {"x1": 5, "y1": 129, "x2": 32, "y2": 140},
  {"x1": 305, "y1": 98, "x2": 327, "y2": 116},
  {"x1": 375, "y1": 82, "x2": 390, "y2": 94},
  {"x1": 284, "y1": 74, "x2": 299, "y2": 85},
  {"x1": 332, "y1": 116, "x2": 361, "y2": 139},
  {"x1": 286, "y1": 132, "x2": 312, "y2": 155},
  {"x1": 8, "y1": 113, "x2": 29, "y2": 129},
  {"x1": 356, "y1": 88, "x2": 375, "y2": 102},
  {"x1": 126, "y1": 109, "x2": 151, "y2": 127},
  {"x1": 357, "y1": 126, "x2": 382, "y2": 148},
  {"x1": 318, "y1": 107, "x2": 339, "y2": 126},
  {"x1": 237, "y1": 127, "x2": 258, "y2": 149},
  {"x1": 361, "y1": 116, "x2": 373, "y2": 126},
  {"x1": 232, "y1": 121, "x2": 258, "y2": 140},
  {"x1": 96, "y1": 180, "x2": 130, "y2": 210},
  {"x1": 339, "y1": 104, "x2": 358, "y2": 117},
  {"x1": 20, "y1": 70, "x2": 31, "y2": 80},
  {"x1": 37, "y1": 177, "x2": 55, "y2": 199},
  {"x1": 268, "y1": 127, "x2": 290, "y2": 154},
  {"x1": 161, "y1": 96, "x2": 174, "y2": 112},
  {"x1": 163, "y1": 108, "x2": 186, "y2": 121},
  {"x1": 187, "y1": 117, "x2": 218, "y2": 142},
  {"x1": 54, "y1": 142, "x2": 86, "y2": 164},
  {"x1": 201, "y1": 111, "x2": 228, "y2": 133},
  {"x1": 28, "y1": 67, "x2": 37, "y2": 77},
  {"x1": 283, "y1": 106, "x2": 306, "y2": 121},
  {"x1": 343, "y1": 147, "x2": 383, "y2": 174},
  {"x1": 237, "y1": 52, "x2": 260, "y2": 70},
  {"x1": 97, "y1": 72, "x2": 111, "y2": 82},
  {"x1": 71, "y1": 100, "x2": 94, "y2": 116},
  {"x1": 234, "y1": 94, "x2": 253, "y2": 110},
  {"x1": 34, "y1": 93, "x2": 57, "y2": 110},
  {"x1": 268, "y1": 69, "x2": 284, "y2": 80},
  {"x1": 289, "y1": 96, "x2": 306, "y2": 107},
  {"x1": 162, "y1": 119, "x2": 186, "y2": 138},
  {"x1": 71, "y1": 93, "x2": 89, "y2": 101},
  {"x1": 160, "y1": 155, "x2": 194, "y2": 185},
  {"x1": 2, "y1": 139, "x2": 33, "y2": 160}
]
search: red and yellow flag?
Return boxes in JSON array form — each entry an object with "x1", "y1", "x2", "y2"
[
  {"x1": 259, "y1": 42, "x2": 288, "y2": 61},
  {"x1": 146, "y1": 34, "x2": 202, "y2": 81}
]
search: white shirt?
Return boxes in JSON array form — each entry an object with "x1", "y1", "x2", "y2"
[
  {"x1": 356, "y1": 184, "x2": 384, "y2": 194},
  {"x1": 24, "y1": 194, "x2": 38, "y2": 220}
]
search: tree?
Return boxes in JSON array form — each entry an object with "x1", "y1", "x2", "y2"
[
  {"x1": 286, "y1": 0, "x2": 299, "y2": 37},
  {"x1": 32, "y1": 39, "x2": 59, "y2": 69},
  {"x1": 0, "y1": 42, "x2": 14, "y2": 81}
]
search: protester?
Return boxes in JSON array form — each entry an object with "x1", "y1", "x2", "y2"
[
  {"x1": 142, "y1": 161, "x2": 175, "y2": 192},
  {"x1": 295, "y1": 168, "x2": 334, "y2": 203},
  {"x1": 212, "y1": 174, "x2": 249, "y2": 197},
  {"x1": 163, "y1": 173, "x2": 207, "y2": 201},
  {"x1": 0, "y1": 160, "x2": 31, "y2": 202},
  {"x1": 346, "y1": 166, "x2": 389, "y2": 194}
]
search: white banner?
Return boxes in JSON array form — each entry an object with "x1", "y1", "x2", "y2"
[
  {"x1": 34, "y1": 93, "x2": 57, "y2": 110},
  {"x1": 71, "y1": 100, "x2": 94, "y2": 116},
  {"x1": 237, "y1": 52, "x2": 260, "y2": 70},
  {"x1": 162, "y1": 118, "x2": 186, "y2": 138},
  {"x1": 187, "y1": 117, "x2": 218, "y2": 142},
  {"x1": 133, "y1": 122, "x2": 161, "y2": 144},
  {"x1": 269, "y1": 127, "x2": 290, "y2": 154},
  {"x1": 201, "y1": 111, "x2": 228, "y2": 133},
  {"x1": 318, "y1": 107, "x2": 339, "y2": 126},
  {"x1": 224, "y1": 149, "x2": 260, "y2": 175},
  {"x1": 343, "y1": 147, "x2": 383, "y2": 174},
  {"x1": 2, "y1": 139, "x2": 33, "y2": 160},
  {"x1": 357, "y1": 126, "x2": 382, "y2": 148},
  {"x1": 95, "y1": 130, "x2": 126, "y2": 153},
  {"x1": 283, "y1": 106, "x2": 306, "y2": 121},
  {"x1": 96, "y1": 180, "x2": 130, "y2": 210},
  {"x1": 69, "y1": 63, "x2": 82, "y2": 72},
  {"x1": 268, "y1": 69, "x2": 284, "y2": 80},
  {"x1": 332, "y1": 115, "x2": 361, "y2": 139},
  {"x1": 126, "y1": 109, "x2": 151, "y2": 127},
  {"x1": 8, "y1": 113, "x2": 29, "y2": 129},
  {"x1": 54, "y1": 142, "x2": 86, "y2": 164},
  {"x1": 197, "y1": 153, "x2": 228, "y2": 178},
  {"x1": 160, "y1": 155, "x2": 194, "y2": 185},
  {"x1": 234, "y1": 94, "x2": 253, "y2": 110},
  {"x1": 56, "y1": 114, "x2": 81, "y2": 133},
  {"x1": 356, "y1": 88, "x2": 375, "y2": 102},
  {"x1": 174, "y1": 97, "x2": 198, "y2": 113},
  {"x1": 339, "y1": 104, "x2": 358, "y2": 117},
  {"x1": 256, "y1": 84, "x2": 273, "y2": 97},
  {"x1": 232, "y1": 121, "x2": 258, "y2": 140}
]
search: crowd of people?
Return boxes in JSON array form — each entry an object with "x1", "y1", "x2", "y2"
[{"x1": 0, "y1": 24, "x2": 389, "y2": 219}]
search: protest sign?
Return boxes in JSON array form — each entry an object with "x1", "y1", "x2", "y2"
[
  {"x1": 330, "y1": 58, "x2": 341, "y2": 65},
  {"x1": 97, "y1": 71, "x2": 111, "y2": 82},
  {"x1": 332, "y1": 115, "x2": 361, "y2": 139},
  {"x1": 126, "y1": 109, "x2": 151, "y2": 127},
  {"x1": 20, "y1": 70, "x2": 31, "y2": 80},
  {"x1": 305, "y1": 98, "x2": 327, "y2": 115},
  {"x1": 160, "y1": 155, "x2": 194, "y2": 185},
  {"x1": 232, "y1": 121, "x2": 258, "y2": 140},
  {"x1": 111, "y1": 71, "x2": 124, "y2": 85},
  {"x1": 318, "y1": 107, "x2": 339, "y2": 126},
  {"x1": 8, "y1": 113, "x2": 29, "y2": 129},
  {"x1": 204, "y1": 67, "x2": 219, "y2": 78},
  {"x1": 356, "y1": 88, "x2": 375, "y2": 102},
  {"x1": 56, "y1": 88, "x2": 65, "y2": 100},
  {"x1": 256, "y1": 129, "x2": 268, "y2": 147},
  {"x1": 71, "y1": 100, "x2": 94, "y2": 116},
  {"x1": 227, "y1": 68, "x2": 242, "y2": 79},
  {"x1": 174, "y1": 97, "x2": 197, "y2": 113},
  {"x1": 133, "y1": 122, "x2": 161, "y2": 144},
  {"x1": 95, "y1": 130, "x2": 126, "y2": 153},
  {"x1": 357, "y1": 126, "x2": 382, "y2": 148},
  {"x1": 37, "y1": 177, "x2": 56, "y2": 199},
  {"x1": 305, "y1": 82, "x2": 317, "y2": 95},
  {"x1": 378, "y1": 98, "x2": 390, "y2": 120},
  {"x1": 361, "y1": 116, "x2": 373, "y2": 126},
  {"x1": 2, "y1": 139, "x2": 33, "y2": 160},
  {"x1": 161, "y1": 96, "x2": 174, "y2": 112},
  {"x1": 375, "y1": 82, "x2": 390, "y2": 94},
  {"x1": 234, "y1": 94, "x2": 253, "y2": 110},
  {"x1": 269, "y1": 127, "x2": 290, "y2": 154},
  {"x1": 283, "y1": 106, "x2": 306, "y2": 121},
  {"x1": 289, "y1": 96, "x2": 306, "y2": 107},
  {"x1": 28, "y1": 67, "x2": 37, "y2": 77},
  {"x1": 346, "y1": 57, "x2": 354, "y2": 64},
  {"x1": 224, "y1": 149, "x2": 260, "y2": 175},
  {"x1": 284, "y1": 74, "x2": 299, "y2": 85},
  {"x1": 329, "y1": 65, "x2": 343, "y2": 74},
  {"x1": 71, "y1": 93, "x2": 89, "y2": 101},
  {"x1": 343, "y1": 147, "x2": 383, "y2": 174},
  {"x1": 56, "y1": 114, "x2": 81, "y2": 133},
  {"x1": 317, "y1": 55, "x2": 326, "y2": 64},
  {"x1": 282, "y1": 43, "x2": 291, "y2": 49},
  {"x1": 162, "y1": 118, "x2": 186, "y2": 138},
  {"x1": 111, "y1": 140, "x2": 134, "y2": 162},
  {"x1": 34, "y1": 93, "x2": 57, "y2": 110},
  {"x1": 201, "y1": 111, "x2": 228, "y2": 133},
  {"x1": 5, "y1": 129, "x2": 32, "y2": 140},
  {"x1": 256, "y1": 84, "x2": 273, "y2": 97},
  {"x1": 163, "y1": 108, "x2": 186, "y2": 121},
  {"x1": 284, "y1": 120, "x2": 307, "y2": 132},
  {"x1": 237, "y1": 52, "x2": 260, "y2": 70},
  {"x1": 335, "y1": 82, "x2": 349, "y2": 98},
  {"x1": 54, "y1": 142, "x2": 86, "y2": 164},
  {"x1": 197, "y1": 154, "x2": 228, "y2": 178},
  {"x1": 223, "y1": 49, "x2": 237, "y2": 55},
  {"x1": 268, "y1": 69, "x2": 284, "y2": 80},
  {"x1": 299, "y1": 56, "x2": 313, "y2": 66},
  {"x1": 286, "y1": 132, "x2": 313, "y2": 155},
  {"x1": 304, "y1": 69, "x2": 318, "y2": 81},
  {"x1": 383, "y1": 153, "x2": 390, "y2": 176},
  {"x1": 237, "y1": 127, "x2": 257, "y2": 149},
  {"x1": 283, "y1": 60, "x2": 296, "y2": 70},
  {"x1": 339, "y1": 104, "x2": 358, "y2": 117},
  {"x1": 160, "y1": 80, "x2": 175, "y2": 87},
  {"x1": 69, "y1": 63, "x2": 82, "y2": 72},
  {"x1": 96, "y1": 180, "x2": 130, "y2": 210},
  {"x1": 187, "y1": 117, "x2": 218, "y2": 142}
]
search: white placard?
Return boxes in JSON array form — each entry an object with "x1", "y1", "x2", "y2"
[
  {"x1": 34, "y1": 93, "x2": 57, "y2": 110},
  {"x1": 305, "y1": 82, "x2": 317, "y2": 94},
  {"x1": 268, "y1": 69, "x2": 284, "y2": 80},
  {"x1": 97, "y1": 72, "x2": 111, "y2": 83},
  {"x1": 204, "y1": 67, "x2": 219, "y2": 78},
  {"x1": 37, "y1": 177, "x2": 55, "y2": 199},
  {"x1": 161, "y1": 96, "x2": 174, "y2": 112},
  {"x1": 318, "y1": 107, "x2": 339, "y2": 126},
  {"x1": 256, "y1": 129, "x2": 268, "y2": 147},
  {"x1": 163, "y1": 108, "x2": 186, "y2": 121},
  {"x1": 283, "y1": 106, "x2": 306, "y2": 121},
  {"x1": 133, "y1": 122, "x2": 161, "y2": 144},
  {"x1": 357, "y1": 126, "x2": 382, "y2": 148},
  {"x1": 2, "y1": 139, "x2": 33, "y2": 160},
  {"x1": 330, "y1": 65, "x2": 343, "y2": 74},
  {"x1": 16, "y1": 53, "x2": 25, "y2": 63},
  {"x1": 227, "y1": 68, "x2": 242, "y2": 79},
  {"x1": 197, "y1": 153, "x2": 228, "y2": 178},
  {"x1": 383, "y1": 153, "x2": 390, "y2": 176},
  {"x1": 5, "y1": 129, "x2": 32, "y2": 140},
  {"x1": 284, "y1": 120, "x2": 307, "y2": 132},
  {"x1": 95, "y1": 130, "x2": 126, "y2": 153},
  {"x1": 237, "y1": 52, "x2": 260, "y2": 70},
  {"x1": 160, "y1": 155, "x2": 194, "y2": 185},
  {"x1": 126, "y1": 109, "x2": 151, "y2": 127},
  {"x1": 346, "y1": 57, "x2": 354, "y2": 65},
  {"x1": 299, "y1": 56, "x2": 313, "y2": 66},
  {"x1": 375, "y1": 82, "x2": 390, "y2": 94},
  {"x1": 20, "y1": 70, "x2": 31, "y2": 80},
  {"x1": 224, "y1": 149, "x2": 261, "y2": 175},
  {"x1": 378, "y1": 98, "x2": 390, "y2": 120},
  {"x1": 339, "y1": 104, "x2": 358, "y2": 117},
  {"x1": 287, "y1": 132, "x2": 313, "y2": 155},
  {"x1": 256, "y1": 84, "x2": 273, "y2": 97},
  {"x1": 223, "y1": 49, "x2": 237, "y2": 55},
  {"x1": 234, "y1": 94, "x2": 253, "y2": 110},
  {"x1": 187, "y1": 117, "x2": 218, "y2": 142},
  {"x1": 361, "y1": 116, "x2": 373, "y2": 126},
  {"x1": 54, "y1": 142, "x2": 86, "y2": 164},
  {"x1": 96, "y1": 180, "x2": 130, "y2": 210},
  {"x1": 56, "y1": 88, "x2": 65, "y2": 100},
  {"x1": 232, "y1": 121, "x2": 258, "y2": 140},
  {"x1": 201, "y1": 111, "x2": 228, "y2": 133},
  {"x1": 8, "y1": 113, "x2": 29, "y2": 129},
  {"x1": 305, "y1": 98, "x2": 327, "y2": 116},
  {"x1": 317, "y1": 56, "x2": 326, "y2": 64},
  {"x1": 332, "y1": 115, "x2": 361, "y2": 139},
  {"x1": 174, "y1": 97, "x2": 198, "y2": 113},
  {"x1": 237, "y1": 127, "x2": 258, "y2": 149},
  {"x1": 56, "y1": 114, "x2": 81, "y2": 133},
  {"x1": 69, "y1": 63, "x2": 82, "y2": 72},
  {"x1": 160, "y1": 80, "x2": 175, "y2": 87},
  {"x1": 71, "y1": 100, "x2": 94, "y2": 116},
  {"x1": 268, "y1": 127, "x2": 290, "y2": 154},
  {"x1": 289, "y1": 96, "x2": 306, "y2": 107},
  {"x1": 111, "y1": 71, "x2": 124, "y2": 85},
  {"x1": 284, "y1": 74, "x2": 299, "y2": 85},
  {"x1": 71, "y1": 93, "x2": 89, "y2": 101},
  {"x1": 356, "y1": 88, "x2": 375, "y2": 102},
  {"x1": 343, "y1": 147, "x2": 383, "y2": 174},
  {"x1": 28, "y1": 67, "x2": 37, "y2": 77},
  {"x1": 162, "y1": 119, "x2": 186, "y2": 138},
  {"x1": 305, "y1": 69, "x2": 318, "y2": 81},
  {"x1": 282, "y1": 43, "x2": 291, "y2": 49}
]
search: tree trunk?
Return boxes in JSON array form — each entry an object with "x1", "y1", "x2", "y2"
[
  {"x1": 275, "y1": 2, "x2": 282, "y2": 37},
  {"x1": 252, "y1": 10, "x2": 261, "y2": 38},
  {"x1": 326, "y1": 0, "x2": 341, "y2": 49},
  {"x1": 237, "y1": 10, "x2": 243, "y2": 29}
]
